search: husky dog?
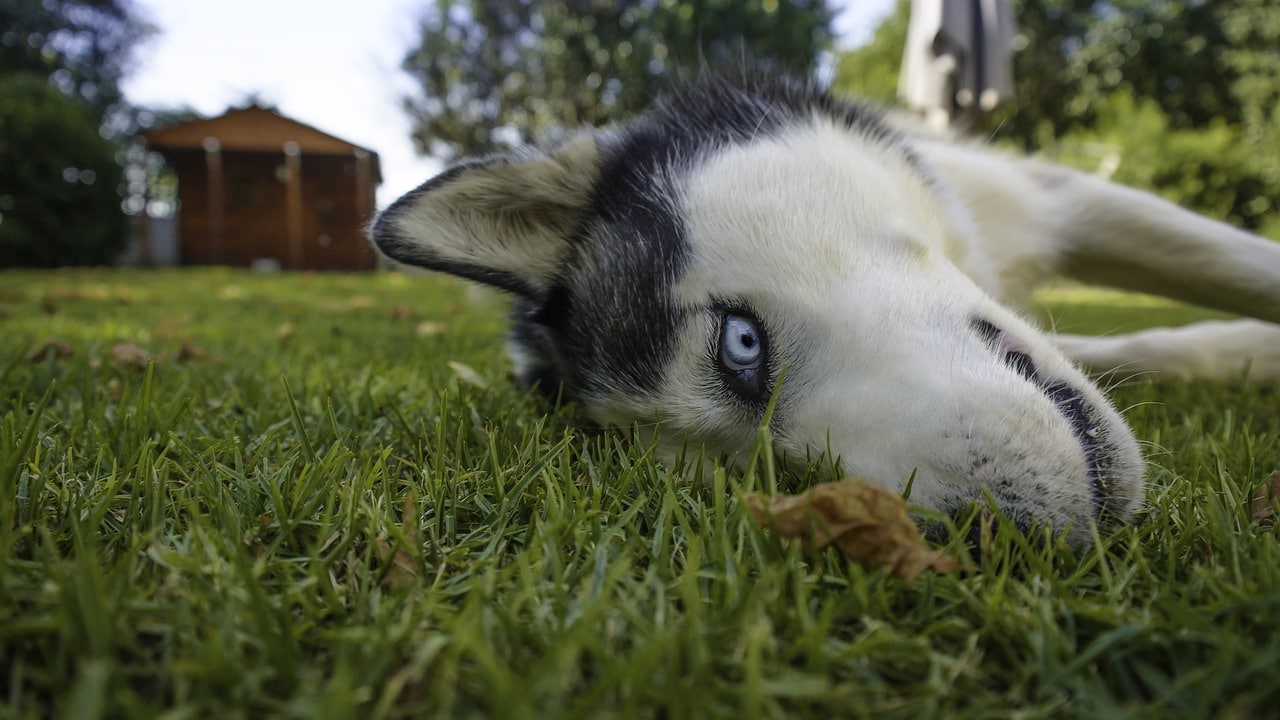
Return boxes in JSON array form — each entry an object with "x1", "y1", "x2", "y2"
[{"x1": 372, "y1": 77, "x2": 1280, "y2": 544}]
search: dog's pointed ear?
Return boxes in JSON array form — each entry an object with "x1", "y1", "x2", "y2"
[{"x1": 371, "y1": 132, "x2": 599, "y2": 297}]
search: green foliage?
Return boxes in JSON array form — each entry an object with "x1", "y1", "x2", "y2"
[
  {"x1": 0, "y1": 0, "x2": 154, "y2": 266},
  {"x1": 832, "y1": 0, "x2": 1280, "y2": 234},
  {"x1": 401, "y1": 0, "x2": 834, "y2": 160},
  {"x1": 993, "y1": 0, "x2": 1280, "y2": 231},
  {"x1": 830, "y1": 0, "x2": 909, "y2": 107},
  {"x1": 1, "y1": 268, "x2": 1279, "y2": 717},
  {"x1": 995, "y1": 0, "x2": 1279, "y2": 139},
  {"x1": 0, "y1": 74, "x2": 128, "y2": 267},
  {"x1": 1054, "y1": 91, "x2": 1274, "y2": 231},
  {"x1": 0, "y1": 0, "x2": 154, "y2": 132}
]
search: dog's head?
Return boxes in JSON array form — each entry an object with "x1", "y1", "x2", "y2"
[{"x1": 372, "y1": 78, "x2": 1145, "y2": 543}]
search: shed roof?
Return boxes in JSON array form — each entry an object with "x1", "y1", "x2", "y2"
[{"x1": 143, "y1": 105, "x2": 382, "y2": 181}]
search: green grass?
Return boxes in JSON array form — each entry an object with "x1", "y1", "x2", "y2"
[{"x1": 1, "y1": 268, "x2": 1277, "y2": 719}]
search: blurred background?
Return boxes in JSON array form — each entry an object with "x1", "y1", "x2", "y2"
[{"x1": 1, "y1": 0, "x2": 1277, "y2": 270}]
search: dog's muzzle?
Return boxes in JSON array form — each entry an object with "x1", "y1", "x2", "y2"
[{"x1": 971, "y1": 317, "x2": 1121, "y2": 520}]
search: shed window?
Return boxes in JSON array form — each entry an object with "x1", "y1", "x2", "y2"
[{"x1": 230, "y1": 176, "x2": 256, "y2": 208}]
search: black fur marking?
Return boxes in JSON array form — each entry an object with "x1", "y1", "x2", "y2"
[
  {"x1": 1043, "y1": 381, "x2": 1113, "y2": 519},
  {"x1": 972, "y1": 316, "x2": 1115, "y2": 519},
  {"x1": 527, "y1": 179, "x2": 692, "y2": 399},
  {"x1": 509, "y1": 295, "x2": 569, "y2": 395}
]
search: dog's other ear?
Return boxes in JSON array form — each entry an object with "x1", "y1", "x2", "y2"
[{"x1": 371, "y1": 132, "x2": 599, "y2": 298}]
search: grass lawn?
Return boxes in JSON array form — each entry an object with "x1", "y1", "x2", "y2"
[{"x1": 1, "y1": 268, "x2": 1278, "y2": 719}]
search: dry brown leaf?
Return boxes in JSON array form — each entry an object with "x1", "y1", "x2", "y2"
[
  {"x1": 1250, "y1": 471, "x2": 1280, "y2": 526},
  {"x1": 24, "y1": 339, "x2": 73, "y2": 362},
  {"x1": 747, "y1": 478, "x2": 962, "y2": 583},
  {"x1": 110, "y1": 342, "x2": 150, "y2": 369},
  {"x1": 216, "y1": 284, "x2": 246, "y2": 301},
  {"x1": 50, "y1": 285, "x2": 113, "y2": 302},
  {"x1": 376, "y1": 496, "x2": 420, "y2": 590},
  {"x1": 327, "y1": 295, "x2": 377, "y2": 315},
  {"x1": 176, "y1": 341, "x2": 209, "y2": 362},
  {"x1": 448, "y1": 361, "x2": 488, "y2": 389},
  {"x1": 151, "y1": 314, "x2": 193, "y2": 338}
]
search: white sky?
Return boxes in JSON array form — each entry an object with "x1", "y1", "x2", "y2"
[{"x1": 123, "y1": 0, "x2": 896, "y2": 208}]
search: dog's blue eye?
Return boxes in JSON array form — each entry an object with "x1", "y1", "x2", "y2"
[{"x1": 720, "y1": 314, "x2": 763, "y2": 371}]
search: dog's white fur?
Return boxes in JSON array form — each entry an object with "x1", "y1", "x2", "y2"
[{"x1": 372, "y1": 82, "x2": 1280, "y2": 544}]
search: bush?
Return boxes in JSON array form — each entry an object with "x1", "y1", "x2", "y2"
[
  {"x1": 0, "y1": 73, "x2": 128, "y2": 267},
  {"x1": 1063, "y1": 91, "x2": 1275, "y2": 232}
]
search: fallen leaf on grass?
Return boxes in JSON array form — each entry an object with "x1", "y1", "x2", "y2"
[
  {"x1": 110, "y1": 342, "x2": 150, "y2": 369},
  {"x1": 176, "y1": 341, "x2": 209, "y2": 362},
  {"x1": 325, "y1": 295, "x2": 376, "y2": 315},
  {"x1": 375, "y1": 496, "x2": 420, "y2": 590},
  {"x1": 415, "y1": 321, "x2": 445, "y2": 338},
  {"x1": 49, "y1": 285, "x2": 112, "y2": 302},
  {"x1": 1250, "y1": 471, "x2": 1280, "y2": 526},
  {"x1": 747, "y1": 477, "x2": 962, "y2": 583},
  {"x1": 216, "y1": 284, "x2": 246, "y2": 301},
  {"x1": 151, "y1": 314, "x2": 193, "y2": 339},
  {"x1": 24, "y1": 339, "x2": 73, "y2": 362},
  {"x1": 448, "y1": 361, "x2": 488, "y2": 389}
]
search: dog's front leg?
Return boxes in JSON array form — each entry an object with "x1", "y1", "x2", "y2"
[
  {"x1": 1031, "y1": 165, "x2": 1280, "y2": 323},
  {"x1": 1029, "y1": 165, "x2": 1280, "y2": 382},
  {"x1": 1051, "y1": 320, "x2": 1280, "y2": 382},
  {"x1": 928, "y1": 143, "x2": 1280, "y2": 382}
]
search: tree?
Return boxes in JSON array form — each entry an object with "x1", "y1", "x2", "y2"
[
  {"x1": 401, "y1": 0, "x2": 834, "y2": 160},
  {"x1": 0, "y1": 74, "x2": 128, "y2": 267},
  {"x1": 1000, "y1": 0, "x2": 1280, "y2": 231},
  {"x1": 0, "y1": 0, "x2": 153, "y2": 266},
  {"x1": 831, "y1": 0, "x2": 1280, "y2": 234},
  {"x1": 0, "y1": 0, "x2": 154, "y2": 133},
  {"x1": 830, "y1": 0, "x2": 910, "y2": 107}
]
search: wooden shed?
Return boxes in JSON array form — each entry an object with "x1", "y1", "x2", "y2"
[{"x1": 142, "y1": 105, "x2": 381, "y2": 270}]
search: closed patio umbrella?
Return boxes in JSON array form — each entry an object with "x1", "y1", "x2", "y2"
[{"x1": 898, "y1": 0, "x2": 1016, "y2": 131}]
